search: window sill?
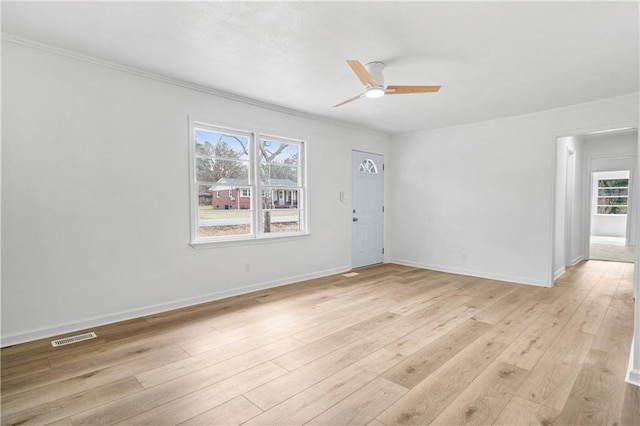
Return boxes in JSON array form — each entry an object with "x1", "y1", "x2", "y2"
[{"x1": 190, "y1": 232, "x2": 311, "y2": 250}]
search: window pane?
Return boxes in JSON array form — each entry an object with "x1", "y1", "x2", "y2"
[
  {"x1": 195, "y1": 129, "x2": 249, "y2": 160},
  {"x1": 260, "y1": 140, "x2": 299, "y2": 165},
  {"x1": 196, "y1": 158, "x2": 249, "y2": 182},
  {"x1": 358, "y1": 159, "x2": 378, "y2": 174},
  {"x1": 262, "y1": 209, "x2": 300, "y2": 234},
  {"x1": 597, "y1": 206, "x2": 628, "y2": 215},
  {"x1": 598, "y1": 187, "x2": 628, "y2": 196},
  {"x1": 260, "y1": 165, "x2": 298, "y2": 185},
  {"x1": 261, "y1": 188, "x2": 300, "y2": 209},
  {"x1": 198, "y1": 210, "x2": 252, "y2": 238},
  {"x1": 597, "y1": 197, "x2": 628, "y2": 206},
  {"x1": 598, "y1": 178, "x2": 629, "y2": 188}
]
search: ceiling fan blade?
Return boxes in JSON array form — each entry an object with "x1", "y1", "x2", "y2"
[
  {"x1": 333, "y1": 93, "x2": 365, "y2": 108},
  {"x1": 347, "y1": 60, "x2": 379, "y2": 87},
  {"x1": 385, "y1": 85, "x2": 441, "y2": 94}
]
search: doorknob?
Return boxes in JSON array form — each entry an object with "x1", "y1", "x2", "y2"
[{"x1": 353, "y1": 217, "x2": 358, "y2": 222}]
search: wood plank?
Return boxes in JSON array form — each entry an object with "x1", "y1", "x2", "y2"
[
  {"x1": 272, "y1": 312, "x2": 401, "y2": 371},
  {"x1": 290, "y1": 294, "x2": 405, "y2": 343},
  {"x1": 245, "y1": 349, "x2": 404, "y2": 425},
  {"x1": 0, "y1": 377, "x2": 143, "y2": 426},
  {"x1": 591, "y1": 290, "x2": 634, "y2": 356},
  {"x1": 460, "y1": 281, "x2": 519, "y2": 311},
  {"x1": 471, "y1": 286, "x2": 540, "y2": 324},
  {"x1": 621, "y1": 383, "x2": 640, "y2": 426},
  {"x1": 178, "y1": 286, "x2": 400, "y2": 356},
  {"x1": 244, "y1": 301, "x2": 474, "y2": 411},
  {"x1": 429, "y1": 361, "x2": 528, "y2": 425},
  {"x1": 555, "y1": 349, "x2": 628, "y2": 425},
  {"x1": 375, "y1": 334, "x2": 507, "y2": 425},
  {"x1": 46, "y1": 323, "x2": 220, "y2": 369},
  {"x1": 208, "y1": 289, "x2": 339, "y2": 333},
  {"x1": 528, "y1": 285, "x2": 569, "y2": 304},
  {"x1": 72, "y1": 362, "x2": 284, "y2": 426},
  {"x1": 382, "y1": 319, "x2": 491, "y2": 389},
  {"x1": 564, "y1": 284, "x2": 616, "y2": 335},
  {"x1": 1, "y1": 346, "x2": 189, "y2": 416},
  {"x1": 307, "y1": 377, "x2": 408, "y2": 425},
  {"x1": 118, "y1": 362, "x2": 285, "y2": 425},
  {"x1": 179, "y1": 396, "x2": 262, "y2": 425},
  {"x1": 44, "y1": 417, "x2": 74, "y2": 426},
  {"x1": 1, "y1": 323, "x2": 211, "y2": 397},
  {"x1": 384, "y1": 305, "x2": 480, "y2": 357},
  {"x1": 482, "y1": 299, "x2": 550, "y2": 344},
  {"x1": 492, "y1": 396, "x2": 560, "y2": 425},
  {"x1": 136, "y1": 336, "x2": 303, "y2": 388},
  {"x1": 1, "y1": 336, "x2": 107, "y2": 371},
  {"x1": 516, "y1": 330, "x2": 594, "y2": 410},
  {"x1": 497, "y1": 289, "x2": 589, "y2": 370},
  {"x1": 0, "y1": 358, "x2": 51, "y2": 381}
]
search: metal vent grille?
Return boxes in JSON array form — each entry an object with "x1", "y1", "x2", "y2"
[{"x1": 51, "y1": 332, "x2": 97, "y2": 347}]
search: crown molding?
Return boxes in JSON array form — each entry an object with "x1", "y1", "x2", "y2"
[{"x1": 1, "y1": 32, "x2": 388, "y2": 138}]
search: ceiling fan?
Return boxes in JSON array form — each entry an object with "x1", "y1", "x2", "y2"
[{"x1": 334, "y1": 60, "x2": 441, "y2": 107}]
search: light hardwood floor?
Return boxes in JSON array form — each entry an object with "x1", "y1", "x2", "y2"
[{"x1": 2, "y1": 261, "x2": 639, "y2": 425}]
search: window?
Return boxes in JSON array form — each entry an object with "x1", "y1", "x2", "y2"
[
  {"x1": 596, "y1": 178, "x2": 629, "y2": 215},
  {"x1": 359, "y1": 158, "x2": 378, "y2": 174},
  {"x1": 190, "y1": 120, "x2": 307, "y2": 244}
]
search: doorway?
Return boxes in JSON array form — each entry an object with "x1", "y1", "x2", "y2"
[
  {"x1": 352, "y1": 151, "x2": 384, "y2": 269},
  {"x1": 589, "y1": 170, "x2": 634, "y2": 262},
  {"x1": 552, "y1": 128, "x2": 637, "y2": 282}
]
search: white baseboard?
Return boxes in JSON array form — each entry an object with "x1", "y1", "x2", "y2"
[
  {"x1": 554, "y1": 267, "x2": 566, "y2": 281},
  {"x1": 0, "y1": 265, "x2": 351, "y2": 347},
  {"x1": 571, "y1": 255, "x2": 585, "y2": 266},
  {"x1": 626, "y1": 338, "x2": 640, "y2": 387},
  {"x1": 387, "y1": 258, "x2": 550, "y2": 287}
]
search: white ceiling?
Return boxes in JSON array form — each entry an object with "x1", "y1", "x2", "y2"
[{"x1": 2, "y1": 1, "x2": 638, "y2": 135}]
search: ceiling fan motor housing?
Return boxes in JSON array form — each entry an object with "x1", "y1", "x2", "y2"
[{"x1": 365, "y1": 61, "x2": 385, "y2": 89}]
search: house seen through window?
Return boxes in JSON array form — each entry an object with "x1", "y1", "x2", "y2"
[{"x1": 191, "y1": 121, "x2": 306, "y2": 243}]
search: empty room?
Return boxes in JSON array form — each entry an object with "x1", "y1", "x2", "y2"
[{"x1": 2, "y1": 1, "x2": 640, "y2": 425}]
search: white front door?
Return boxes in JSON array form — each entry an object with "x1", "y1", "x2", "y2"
[{"x1": 352, "y1": 151, "x2": 384, "y2": 268}]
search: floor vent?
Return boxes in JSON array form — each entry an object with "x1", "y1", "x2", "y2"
[
  {"x1": 51, "y1": 332, "x2": 97, "y2": 347},
  {"x1": 342, "y1": 272, "x2": 359, "y2": 277}
]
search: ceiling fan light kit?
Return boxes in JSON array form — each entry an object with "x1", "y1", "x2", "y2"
[
  {"x1": 334, "y1": 59, "x2": 441, "y2": 107},
  {"x1": 364, "y1": 87, "x2": 385, "y2": 98}
]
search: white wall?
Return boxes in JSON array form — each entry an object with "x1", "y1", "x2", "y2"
[
  {"x1": 388, "y1": 94, "x2": 638, "y2": 287},
  {"x1": 1, "y1": 41, "x2": 390, "y2": 345}
]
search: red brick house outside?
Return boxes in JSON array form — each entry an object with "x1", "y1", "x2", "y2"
[{"x1": 203, "y1": 178, "x2": 298, "y2": 210}]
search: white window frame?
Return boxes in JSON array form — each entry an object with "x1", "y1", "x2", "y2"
[
  {"x1": 595, "y1": 177, "x2": 629, "y2": 216},
  {"x1": 240, "y1": 188, "x2": 251, "y2": 197},
  {"x1": 189, "y1": 119, "x2": 308, "y2": 247}
]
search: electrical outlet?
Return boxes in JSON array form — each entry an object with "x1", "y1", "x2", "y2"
[
  {"x1": 461, "y1": 252, "x2": 468, "y2": 261},
  {"x1": 243, "y1": 263, "x2": 250, "y2": 272}
]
